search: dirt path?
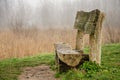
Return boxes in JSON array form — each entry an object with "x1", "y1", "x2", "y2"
[{"x1": 18, "y1": 65, "x2": 60, "y2": 80}]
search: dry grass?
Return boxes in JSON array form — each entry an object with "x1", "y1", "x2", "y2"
[
  {"x1": 0, "y1": 27, "x2": 119, "y2": 59},
  {"x1": 102, "y1": 27, "x2": 120, "y2": 44},
  {"x1": 0, "y1": 28, "x2": 76, "y2": 59}
]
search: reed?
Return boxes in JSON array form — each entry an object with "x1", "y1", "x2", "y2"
[{"x1": 0, "y1": 27, "x2": 119, "y2": 59}]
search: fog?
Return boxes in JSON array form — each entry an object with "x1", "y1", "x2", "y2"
[{"x1": 0, "y1": 0, "x2": 120, "y2": 28}]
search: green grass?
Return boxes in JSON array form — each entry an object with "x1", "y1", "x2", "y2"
[
  {"x1": 0, "y1": 44, "x2": 120, "y2": 80},
  {"x1": 0, "y1": 53, "x2": 55, "y2": 80}
]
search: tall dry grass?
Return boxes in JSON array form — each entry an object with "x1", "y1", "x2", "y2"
[
  {"x1": 102, "y1": 27, "x2": 120, "y2": 44},
  {"x1": 0, "y1": 27, "x2": 119, "y2": 59}
]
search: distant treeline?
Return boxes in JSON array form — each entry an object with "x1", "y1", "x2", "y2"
[{"x1": 0, "y1": 0, "x2": 120, "y2": 28}]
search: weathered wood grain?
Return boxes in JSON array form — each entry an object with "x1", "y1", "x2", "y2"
[
  {"x1": 74, "y1": 9, "x2": 104, "y2": 65},
  {"x1": 89, "y1": 13, "x2": 104, "y2": 64},
  {"x1": 54, "y1": 9, "x2": 104, "y2": 72},
  {"x1": 54, "y1": 43, "x2": 89, "y2": 72}
]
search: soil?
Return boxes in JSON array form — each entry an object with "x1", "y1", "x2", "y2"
[{"x1": 18, "y1": 65, "x2": 60, "y2": 80}]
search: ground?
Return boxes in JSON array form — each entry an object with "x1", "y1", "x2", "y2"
[{"x1": 18, "y1": 65, "x2": 59, "y2": 80}]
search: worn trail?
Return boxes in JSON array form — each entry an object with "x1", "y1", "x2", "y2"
[{"x1": 18, "y1": 65, "x2": 59, "y2": 80}]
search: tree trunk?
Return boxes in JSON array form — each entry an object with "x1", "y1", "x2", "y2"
[
  {"x1": 89, "y1": 13, "x2": 104, "y2": 65},
  {"x1": 76, "y1": 30, "x2": 84, "y2": 51}
]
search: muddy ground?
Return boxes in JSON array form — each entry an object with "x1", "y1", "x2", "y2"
[{"x1": 18, "y1": 65, "x2": 60, "y2": 80}]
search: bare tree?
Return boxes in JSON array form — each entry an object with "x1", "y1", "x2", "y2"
[{"x1": 9, "y1": 0, "x2": 26, "y2": 34}]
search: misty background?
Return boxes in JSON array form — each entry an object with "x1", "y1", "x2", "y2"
[{"x1": 0, "y1": 0, "x2": 120, "y2": 28}]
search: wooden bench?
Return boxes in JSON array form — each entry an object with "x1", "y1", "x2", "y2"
[{"x1": 54, "y1": 43, "x2": 89, "y2": 72}]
